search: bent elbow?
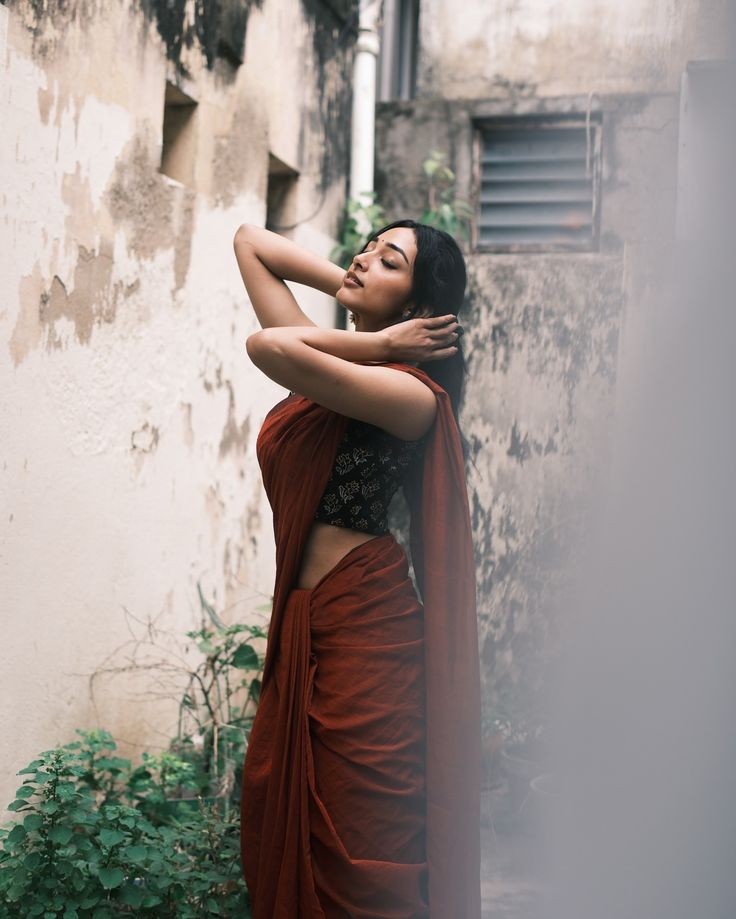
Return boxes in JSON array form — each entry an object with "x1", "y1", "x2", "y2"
[
  {"x1": 233, "y1": 222, "x2": 255, "y2": 250},
  {"x1": 245, "y1": 329, "x2": 266, "y2": 364},
  {"x1": 246, "y1": 328, "x2": 285, "y2": 370}
]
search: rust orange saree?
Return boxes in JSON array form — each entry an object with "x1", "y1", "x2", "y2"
[{"x1": 240, "y1": 364, "x2": 481, "y2": 918}]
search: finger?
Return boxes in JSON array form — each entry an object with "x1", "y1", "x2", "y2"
[
  {"x1": 427, "y1": 321, "x2": 459, "y2": 339},
  {"x1": 426, "y1": 345, "x2": 459, "y2": 361},
  {"x1": 429, "y1": 333, "x2": 460, "y2": 350},
  {"x1": 425, "y1": 314, "x2": 457, "y2": 328}
]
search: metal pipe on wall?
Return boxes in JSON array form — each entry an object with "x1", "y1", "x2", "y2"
[{"x1": 349, "y1": 0, "x2": 382, "y2": 210}]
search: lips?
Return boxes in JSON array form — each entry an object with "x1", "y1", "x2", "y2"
[{"x1": 345, "y1": 270, "x2": 363, "y2": 287}]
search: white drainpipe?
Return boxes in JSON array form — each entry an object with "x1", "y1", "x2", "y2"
[{"x1": 349, "y1": 0, "x2": 382, "y2": 217}]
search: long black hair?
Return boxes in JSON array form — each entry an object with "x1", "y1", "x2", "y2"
[{"x1": 363, "y1": 219, "x2": 468, "y2": 419}]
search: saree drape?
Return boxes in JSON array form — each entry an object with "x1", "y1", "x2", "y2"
[{"x1": 240, "y1": 364, "x2": 481, "y2": 918}]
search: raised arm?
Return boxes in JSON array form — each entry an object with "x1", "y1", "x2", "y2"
[
  {"x1": 246, "y1": 319, "x2": 459, "y2": 440},
  {"x1": 233, "y1": 224, "x2": 346, "y2": 329}
]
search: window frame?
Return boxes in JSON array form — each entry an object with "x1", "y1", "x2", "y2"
[{"x1": 472, "y1": 115, "x2": 603, "y2": 255}]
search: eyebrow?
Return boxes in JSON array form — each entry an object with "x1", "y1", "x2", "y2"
[{"x1": 371, "y1": 236, "x2": 409, "y2": 265}]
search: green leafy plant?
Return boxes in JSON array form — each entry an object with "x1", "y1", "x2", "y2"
[
  {"x1": 0, "y1": 730, "x2": 250, "y2": 916},
  {"x1": 330, "y1": 193, "x2": 387, "y2": 269},
  {"x1": 170, "y1": 584, "x2": 267, "y2": 807},
  {"x1": 419, "y1": 150, "x2": 474, "y2": 239},
  {"x1": 0, "y1": 587, "x2": 267, "y2": 915},
  {"x1": 330, "y1": 151, "x2": 472, "y2": 273}
]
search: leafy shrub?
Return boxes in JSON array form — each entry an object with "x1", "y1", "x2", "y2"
[
  {"x1": 0, "y1": 588, "x2": 266, "y2": 916},
  {"x1": 0, "y1": 730, "x2": 250, "y2": 917},
  {"x1": 330, "y1": 151, "x2": 473, "y2": 272}
]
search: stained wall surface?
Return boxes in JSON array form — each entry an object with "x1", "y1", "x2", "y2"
[
  {"x1": 0, "y1": 0, "x2": 354, "y2": 808},
  {"x1": 376, "y1": 0, "x2": 728, "y2": 740},
  {"x1": 417, "y1": 0, "x2": 731, "y2": 99}
]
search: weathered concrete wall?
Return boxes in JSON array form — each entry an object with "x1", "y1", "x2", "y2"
[
  {"x1": 0, "y1": 0, "x2": 354, "y2": 808},
  {"x1": 418, "y1": 0, "x2": 731, "y2": 100},
  {"x1": 376, "y1": 0, "x2": 699, "y2": 738}
]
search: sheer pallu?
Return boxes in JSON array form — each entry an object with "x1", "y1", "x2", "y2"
[{"x1": 240, "y1": 364, "x2": 481, "y2": 918}]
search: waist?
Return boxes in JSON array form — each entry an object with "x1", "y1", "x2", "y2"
[{"x1": 296, "y1": 521, "x2": 392, "y2": 590}]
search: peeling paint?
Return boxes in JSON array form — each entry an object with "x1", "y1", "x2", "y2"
[
  {"x1": 131, "y1": 422, "x2": 160, "y2": 453},
  {"x1": 1, "y1": 0, "x2": 348, "y2": 815},
  {"x1": 219, "y1": 382, "x2": 251, "y2": 458},
  {"x1": 180, "y1": 401, "x2": 194, "y2": 449},
  {"x1": 104, "y1": 132, "x2": 195, "y2": 292},
  {"x1": 9, "y1": 245, "x2": 130, "y2": 365}
]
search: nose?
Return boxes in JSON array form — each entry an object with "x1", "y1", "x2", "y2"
[{"x1": 353, "y1": 252, "x2": 367, "y2": 271}]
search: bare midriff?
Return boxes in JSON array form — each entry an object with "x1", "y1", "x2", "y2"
[{"x1": 296, "y1": 520, "x2": 382, "y2": 590}]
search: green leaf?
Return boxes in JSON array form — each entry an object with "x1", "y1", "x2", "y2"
[
  {"x1": 97, "y1": 866, "x2": 124, "y2": 889},
  {"x1": 123, "y1": 844, "x2": 148, "y2": 863},
  {"x1": 198, "y1": 582, "x2": 226, "y2": 630},
  {"x1": 6, "y1": 881, "x2": 29, "y2": 901},
  {"x1": 95, "y1": 757, "x2": 130, "y2": 773},
  {"x1": 98, "y1": 828, "x2": 125, "y2": 848},
  {"x1": 14, "y1": 786, "x2": 34, "y2": 799},
  {"x1": 6, "y1": 825, "x2": 26, "y2": 844},
  {"x1": 7, "y1": 800, "x2": 31, "y2": 812},
  {"x1": 23, "y1": 814, "x2": 43, "y2": 832},
  {"x1": 18, "y1": 760, "x2": 45, "y2": 774},
  {"x1": 23, "y1": 851, "x2": 42, "y2": 869},
  {"x1": 48, "y1": 826, "x2": 73, "y2": 845},
  {"x1": 119, "y1": 882, "x2": 145, "y2": 907},
  {"x1": 231, "y1": 643, "x2": 259, "y2": 670}
]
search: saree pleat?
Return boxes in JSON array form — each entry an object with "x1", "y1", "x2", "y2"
[{"x1": 241, "y1": 365, "x2": 480, "y2": 918}]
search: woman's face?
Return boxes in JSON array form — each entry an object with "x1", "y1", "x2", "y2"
[{"x1": 336, "y1": 226, "x2": 418, "y2": 332}]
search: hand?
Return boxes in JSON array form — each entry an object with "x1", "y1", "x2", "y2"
[{"x1": 382, "y1": 314, "x2": 462, "y2": 363}]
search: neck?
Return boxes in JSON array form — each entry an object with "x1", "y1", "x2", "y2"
[{"x1": 354, "y1": 315, "x2": 389, "y2": 334}]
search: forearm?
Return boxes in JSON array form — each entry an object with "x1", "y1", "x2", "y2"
[
  {"x1": 233, "y1": 224, "x2": 344, "y2": 297},
  {"x1": 248, "y1": 326, "x2": 390, "y2": 366}
]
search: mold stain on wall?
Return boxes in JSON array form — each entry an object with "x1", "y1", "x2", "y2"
[
  {"x1": 105, "y1": 132, "x2": 196, "y2": 293},
  {"x1": 219, "y1": 381, "x2": 251, "y2": 462},
  {"x1": 140, "y1": 0, "x2": 264, "y2": 71}
]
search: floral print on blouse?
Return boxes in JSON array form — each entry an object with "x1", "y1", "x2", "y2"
[{"x1": 314, "y1": 417, "x2": 426, "y2": 534}]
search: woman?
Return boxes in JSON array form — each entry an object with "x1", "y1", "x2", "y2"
[{"x1": 234, "y1": 219, "x2": 481, "y2": 918}]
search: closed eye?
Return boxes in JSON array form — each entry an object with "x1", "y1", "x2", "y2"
[{"x1": 381, "y1": 258, "x2": 397, "y2": 269}]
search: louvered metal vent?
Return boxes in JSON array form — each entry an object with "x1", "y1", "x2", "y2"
[{"x1": 477, "y1": 121, "x2": 600, "y2": 251}]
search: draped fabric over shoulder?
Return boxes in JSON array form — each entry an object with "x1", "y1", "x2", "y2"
[{"x1": 240, "y1": 364, "x2": 481, "y2": 918}]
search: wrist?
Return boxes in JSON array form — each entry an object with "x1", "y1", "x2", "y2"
[{"x1": 375, "y1": 328, "x2": 393, "y2": 363}]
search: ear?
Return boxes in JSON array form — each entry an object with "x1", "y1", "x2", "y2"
[
  {"x1": 401, "y1": 300, "x2": 432, "y2": 320},
  {"x1": 400, "y1": 299, "x2": 416, "y2": 320}
]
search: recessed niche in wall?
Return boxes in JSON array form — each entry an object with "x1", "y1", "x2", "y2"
[
  {"x1": 266, "y1": 154, "x2": 300, "y2": 233},
  {"x1": 160, "y1": 81, "x2": 198, "y2": 186}
]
